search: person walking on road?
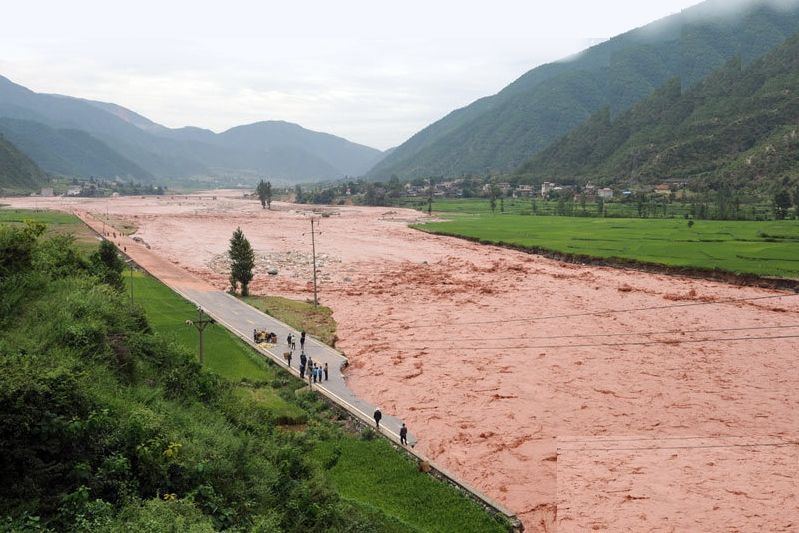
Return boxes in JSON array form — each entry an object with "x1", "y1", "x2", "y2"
[
  {"x1": 300, "y1": 330, "x2": 306, "y2": 350},
  {"x1": 300, "y1": 351, "x2": 307, "y2": 378},
  {"x1": 286, "y1": 351, "x2": 292, "y2": 368},
  {"x1": 373, "y1": 408, "x2": 382, "y2": 429},
  {"x1": 400, "y1": 423, "x2": 408, "y2": 445},
  {"x1": 324, "y1": 362, "x2": 328, "y2": 381},
  {"x1": 286, "y1": 332, "x2": 293, "y2": 350}
]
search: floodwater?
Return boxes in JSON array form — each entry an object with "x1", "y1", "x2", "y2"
[{"x1": 5, "y1": 192, "x2": 798, "y2": 531}]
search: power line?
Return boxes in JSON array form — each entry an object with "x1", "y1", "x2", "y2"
[
  {"x1": 402, "y1": 323, "x2": 799, "y2": 344},
  {"x1": 399, "y1": 333, "x2": 799, "y2": 351},
  {"x1": 366, "y1": 293, "x2": 799, "y2": 332},
  {"x1": 559, "y1": 441, "x2": 799, "y2": 452},
  {"x1": 558, "y1": 435, "x2": 792, "y2": 444}
]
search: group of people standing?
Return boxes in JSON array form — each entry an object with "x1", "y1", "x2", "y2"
[
  {"x1": 286, "y1": 330, "x2": 408, "y2": 446},
  {"x1": 286, "y1": 330, "x2": 328, "y2": 383}
]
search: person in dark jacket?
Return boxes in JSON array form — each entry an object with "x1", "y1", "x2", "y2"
[
  {"x1": 299, "y1": 351, "x2": 307, "y2": 378},
  {"x1": 373, "y1": 408, "x2": 382, "y2": 428},
  {"x1": 399, "y1": 423, "x2": 408, "y2": 445},
  {"x1": 324, "y1": 362, "x2": 329, "y2": 381},
  {"x1": 300, "y1": 330, "x2": 306, "y2": 350}
]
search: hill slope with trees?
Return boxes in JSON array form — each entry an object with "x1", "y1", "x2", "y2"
[
  {"x1": 0, "y1": 134, "x2": 46, "y2": 190},
  {"x1": 516, "y1": 32, "x2": 799, "y2": 192},
  {"x1": 367, "y1": 0, "x2": 799, "y2": 180},
  {"x1": 0, "y1": 118, "x2": 152, "y2": 181}
]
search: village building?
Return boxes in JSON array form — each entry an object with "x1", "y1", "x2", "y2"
[
  {"x1": 541, "y1": 182, "x2": 557, "y2": 197},
  {"x1": 597, "y1": 187, "x2": 614, "y2": 200},
  {"x1": 514, "y1": 184, "x2": 535, "y2": 197}
]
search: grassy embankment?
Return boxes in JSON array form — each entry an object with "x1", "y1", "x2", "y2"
[
  {"x1": 1, "y1": 208, "x2": 509, "y2": 532},
  {"x1": 242, "y1": 295, "x2": 337, "y2": 346},
  {"x1": 129, "y1": 271, "x2": 509, "y2": 531},
  {"x1": 0, "y1": 208, "x2": 98, "y2": 252},
  {"x1": 416, "y1": 214, "x2": 799, "y2": 279}
]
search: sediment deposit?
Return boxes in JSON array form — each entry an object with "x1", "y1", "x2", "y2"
[{"x1": 6, "y1": 192, "x2": 798, "y2": 531}]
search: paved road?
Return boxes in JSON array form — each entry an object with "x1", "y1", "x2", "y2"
[
  {"x1": 75, "y1": 210, "x2": 415, "y2": 446},
  {"x1": 73, "y1": 210, "x2": 521, "y2": 528},
  {"x1": 179, "y1": 288, "x2": 416, "y2": 446}
]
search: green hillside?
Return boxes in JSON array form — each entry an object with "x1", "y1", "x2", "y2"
[
  {"x1": 517, "y1": 33, "x2": 799, "y2": 191},
  {"x1": 0, "y1": 76, "x2": 385, "y2": 183},
  {"x1": 368, "y1": 0, "x2": 799, "y2": 180},
  {"x1": 0, "y1": 118, "x2": 152, "y2": 180},
  {"x1": 0, "y1": 213, "x2": 510, "y2": 532},
  {"x1": 0, "y1": 134, "x2": 46, "y2": 191}
]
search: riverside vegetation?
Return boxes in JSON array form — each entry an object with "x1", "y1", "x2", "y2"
[{"x1": 0, "y1": 209, "x2": 511, "y2": 532}]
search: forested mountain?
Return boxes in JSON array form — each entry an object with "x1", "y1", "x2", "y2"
[
  {"x1": 367, "y1": 0, "x2": 799, "y2": 180},
  {"x1": 0, "y1": 76, "x2": 384, "y2": 182},
  {"x1": 0, "y1": 118, "x2": 152, "y2": 180},
  {"x1": 517, "y1": 33, "x2": 799, "y2": 191},
  {"x1": 0, "y1": 134, "x2": 46, "y2": 190}
]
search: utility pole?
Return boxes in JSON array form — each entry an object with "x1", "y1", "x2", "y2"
[
  {"x1": 186, "y1": 307, "x2": 214, "y2": 365},
  {"x1": 428, "y1": 178, "x2": 434, "y2": 216},
  {"x1": 310, "y1": 218, "x2": 319, "y2": 306},
  {"x1": 126, "y1": 259, "x2": 134, "y2": 310}
]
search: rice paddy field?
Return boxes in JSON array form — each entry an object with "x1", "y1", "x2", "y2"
[
  {"x1": 417, "y1": 215, "x2": 799, "y2": 279},
  {"x1": 0, "y1": 207, "x2": 99, "y2": 252}
]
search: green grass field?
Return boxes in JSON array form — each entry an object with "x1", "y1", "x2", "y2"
[
  {"x1": 417, "y1": 215, "x2": 799, "y2": 279},
  {"x1": 126, "y1": 271, "x2": 308, "y2": 424},
  {"x1": 0, "y1": 208, "x2": 99, "y2": 252},
  {"x1": 242, "y1": 295, "x2": 337, "y2": 346},
  {"x1": 311, "y1": 437, "x2": 509, "y2": 533},
  {"x1": 126, "y1": 272, "x2": 275, "y2": 382},
  {"x1": 129, "y1": 272, "x2": 510, "y2": 531}
]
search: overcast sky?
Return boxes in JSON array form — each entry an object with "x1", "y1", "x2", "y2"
[{"x1": 0, "y1": 1, "x2": 703, "y2": 150}]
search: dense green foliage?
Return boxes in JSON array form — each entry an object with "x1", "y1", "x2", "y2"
[
  {"x1": 369, "y1": 0, "x2": 799, "y2": 180},
  {"x1": 417, "y1": 215, "x2": 799, "y2": 278},
  {"x1": 0, "y1": 213, "x2": 511, "y2": 532},
  {"x1": 228, "y1": 227, "x2": 255, "y2": 296},
  {"x1": 256, "y1": 180, "x2": 273, "y2": 209},
  {"x1": 0, "y1": 133, "x2": 46, "y2": 191},
  {"x1": 89, "y1": 240, "x2": 126, "y2": 290},
  {"x1": 518, "y1": 33, "x2": 799, "y2": 192},
  {"x1": 0, "y1": 118, "x2": 152, "y2": 181}
]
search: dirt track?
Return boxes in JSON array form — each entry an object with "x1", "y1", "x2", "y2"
[{"x1": 5, "y1": 192, "x2": 798, "y2": 531}]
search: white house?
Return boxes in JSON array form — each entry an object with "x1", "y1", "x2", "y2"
[
  {"x1": 597, "y1": 188, "x2": 614, "y2": 200},
  {"x1": 541, "y1": 182, "x2": 557, "y2": 196}
]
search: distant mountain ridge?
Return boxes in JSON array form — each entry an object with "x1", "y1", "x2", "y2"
[
  {"x1": 367, "y1": 0, "x2": 799, "y2": 180},
  {"x1": 0, "y1": 134, "x2": 46, "y2": 190},
  {"x1": 516, "y1": 32, "x2": 799, "y2": 190},
  {"x1": 0, "y1": 76, "x2": 384, "y2": 183}
]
